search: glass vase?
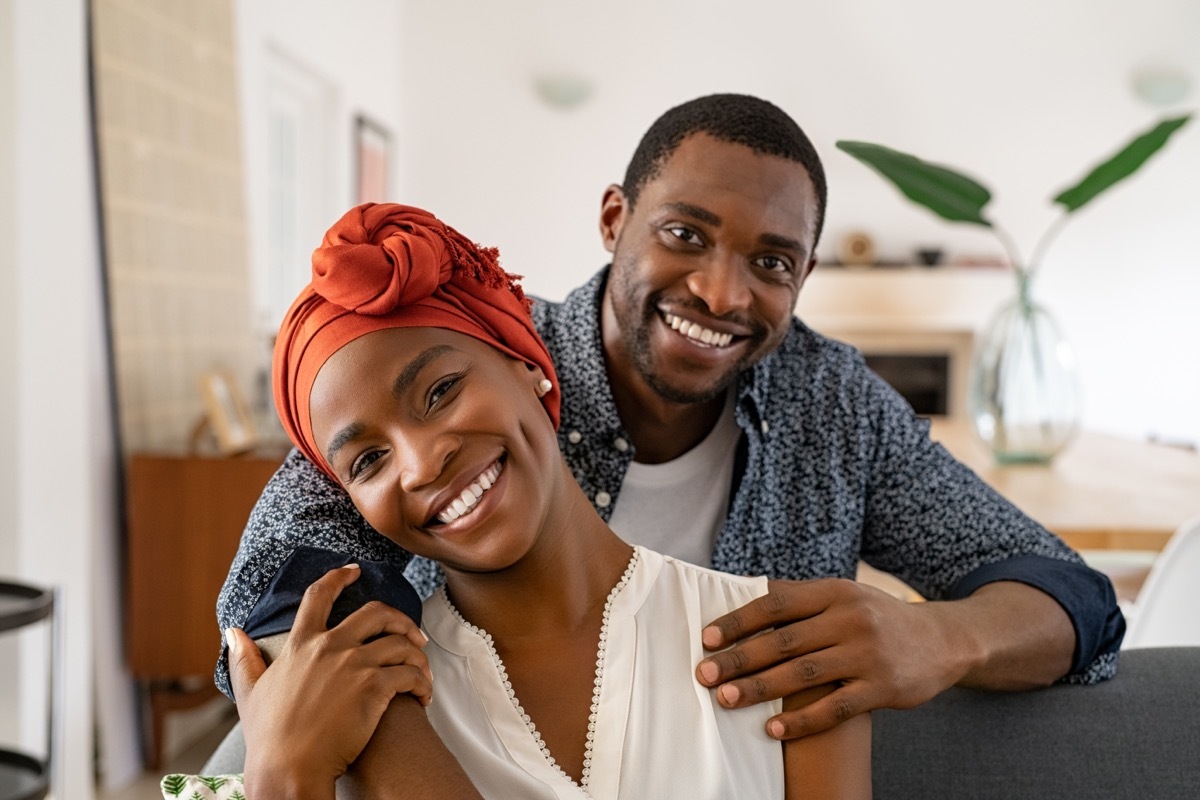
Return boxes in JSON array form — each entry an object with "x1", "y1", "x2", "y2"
[{"x1": 968, "y1": 272, "x2": 1081, "y2": 464}]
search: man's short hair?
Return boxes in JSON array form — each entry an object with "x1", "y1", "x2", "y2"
[{"x1": 622, "y1": 93, "x2": 828, "y2": 249}]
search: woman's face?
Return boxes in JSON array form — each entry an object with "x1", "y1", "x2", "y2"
[{"x1": 308, "y1": 326, "x2": 561, "y2": 573}]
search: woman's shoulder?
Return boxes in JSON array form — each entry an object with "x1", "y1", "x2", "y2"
[{"x1": 636, "y1": 547, "x2": 769, "y2": 616}]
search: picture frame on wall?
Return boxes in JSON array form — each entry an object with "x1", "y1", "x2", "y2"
[
  {"x1": 197, "y1": 371, "x2": 258, "y2": 455},
  {"x1": 355, "y1": 114, "x2": 391, "y2": 203}
]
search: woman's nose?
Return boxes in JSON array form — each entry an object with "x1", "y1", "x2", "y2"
[
  {"x1": 396, "y1": 429, "x2": 458, "y2": 493},
  {"x1": 685, "y1": 255, "x2": 752, "y2": 317}
]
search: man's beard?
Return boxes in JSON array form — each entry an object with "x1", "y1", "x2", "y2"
[{"x1": 609, "y1": 268, "x2": 763, "y2": 405}]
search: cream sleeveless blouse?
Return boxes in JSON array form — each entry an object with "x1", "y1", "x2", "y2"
[{"x1": 422, "y1": 547, "x2": 784, "y2": 799}]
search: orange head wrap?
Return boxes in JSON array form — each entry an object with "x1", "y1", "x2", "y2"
[{"x1": 273, "y1": 202, "x2": 560, "y2": 481}]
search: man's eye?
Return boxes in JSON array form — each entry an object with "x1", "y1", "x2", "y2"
[
  {"x1": 666, "y1": 226, "x2": 702, "y2": 245},
  {"x1": 349, "y1": 449, "x2": 384, "y2": 480},
  {"x1": 757, "y1": 255, "x2": 793, "y2": 274}
]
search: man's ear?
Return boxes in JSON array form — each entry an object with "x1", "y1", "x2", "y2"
[{"x1": 599, "y1": 184, "x2": 628, "y2": 254}]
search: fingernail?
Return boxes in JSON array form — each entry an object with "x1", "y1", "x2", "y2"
[
  {"x1": 224, "y1": 628, "x2": 239, "y2": 655},
  {"x1": 418, "y1": 628, "x2": 429, "y2": 646},
  {"x1": 698, "y1": 660, "x2": 719, "y2": 685},
  {"x1": 702, "y1": 626, "x2": 722, "y2": 648},
  {"x1": 719, "y1": 683, "x2": 740, "y2": 706},
  {"x1": 343, "y1": 563, "x2": 361, "y2": 570},
  {"x1": 768, "y1": 719, "x2": 786, "y2": 739}
]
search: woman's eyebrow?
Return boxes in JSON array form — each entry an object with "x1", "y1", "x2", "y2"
[
  {"x1": 326, "y1": 421, "x2": 365, "y2": 464},
  {"x1": 393, "y1": 344, "x2": 455, "y2": 397}
]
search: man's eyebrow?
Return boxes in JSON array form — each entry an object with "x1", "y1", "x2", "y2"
[
  {"x1": 393, "y1": 344, "x2": 455, "y2": 397},
  {"x1": 662, "y1": 201, "x2": 721, "y2": 227},
  {"x1": 759, "y1": 232, "x2": 808, "y2": 258}
]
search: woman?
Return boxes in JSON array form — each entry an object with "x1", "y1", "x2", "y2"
[{"x1": 227, "y1": 203, "x2": 871, "y2": 799}]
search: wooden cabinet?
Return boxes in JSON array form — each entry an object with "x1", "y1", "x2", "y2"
[{"x1": 124, "y1": 451, "x2": 285, "y2": 767}]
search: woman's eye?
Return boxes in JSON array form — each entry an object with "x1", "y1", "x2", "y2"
[
  {"x1": 427, "y1": 375, "x2": 462, "y2": 410},
  {"x1": 349, "y1": 449, "x2": 384, "y2": 480}
]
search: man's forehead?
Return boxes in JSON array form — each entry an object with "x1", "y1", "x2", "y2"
[{"x1": 640, "y1": 136, "x2": 819, "y2": 244}]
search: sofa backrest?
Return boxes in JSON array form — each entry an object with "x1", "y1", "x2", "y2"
[
  {"x1": 204, "y1": 647, "x2": 1200, "y2": 796},
  {"x1": 872, "y1": 647, "x2": 1200, "y2": 798}
]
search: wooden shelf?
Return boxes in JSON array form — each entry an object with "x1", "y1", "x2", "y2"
[{"x1": 124, "y1": 451, "x2": 285, "y2": 767}]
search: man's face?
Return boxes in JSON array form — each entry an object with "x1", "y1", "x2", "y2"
[{"x1": 600, "y1": 133, "x2": 819, "y2": 405}]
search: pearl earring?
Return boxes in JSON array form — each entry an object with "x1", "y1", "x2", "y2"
[{"x1": 537, "y1": 379, "x2": 553, "y2": 397}]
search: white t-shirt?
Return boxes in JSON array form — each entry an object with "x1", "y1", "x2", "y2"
[
  {"x1": 606, "y1": 395, "x2": 741, "y2": 567},
  {"x1": 423, "y1": 547, "x2": 784, "y2": 799}
]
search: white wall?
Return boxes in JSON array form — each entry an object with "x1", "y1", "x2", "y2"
[
  {"x1": 0, "y1": 0, "x2": 21, "y2": 750},
  {"x1": 396, "y1": 0, "x2": 1200, "y2": 445},
  {"x1": 234, "y1": 0, "x2": 406, "y2": 336},
  {"x1": 9, "y1": 1, "x2": 114, "y2": 796}
]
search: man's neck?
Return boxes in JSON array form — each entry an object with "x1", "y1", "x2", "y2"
[{"x1": 609, "y1": 375, "x2": 728, "y2": 464}]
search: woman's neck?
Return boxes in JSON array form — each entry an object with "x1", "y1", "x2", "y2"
[{"x1": 441, "y1": 473, "x2": 633, "y2": 643}]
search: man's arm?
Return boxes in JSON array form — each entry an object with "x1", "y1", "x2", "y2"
[
  {"x1": 215, "y1": 449, "x2": 409, "y2": 699},
  {"x1": 697, "y1": 363, "x2": 1122, "y2": 738},
  {"x1": 699, "y1": 576, "x2": 1076, "y2": 739}
]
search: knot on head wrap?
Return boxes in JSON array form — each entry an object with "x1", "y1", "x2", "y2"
[{"x1": 274, "y1": 203, "x2": 560, "y2": 481}]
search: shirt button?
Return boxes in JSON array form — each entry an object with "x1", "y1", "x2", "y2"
[
  {"x1": 567, "y1": 430, "x2": 582, "y2": 444},
  {"x1": 613, "y1": 437, "x2": 629, "y2": 452},
  {"x1": 761, "y1": 421, "x2": 770, "y2": 434},
  {"x1": 595, "y1": 491, "x2": 612, "y2": 508}
]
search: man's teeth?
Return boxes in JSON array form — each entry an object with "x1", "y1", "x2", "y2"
[
  {"x1": 436, "y1": 462, "x2": 502, "y2": 524},
  {"x1": 664, "y1": 313, "x2": 733, "y2": 347}
]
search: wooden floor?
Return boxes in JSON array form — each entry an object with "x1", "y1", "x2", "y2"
[{"x1": 97, "y1": 713, "x2": 238, "y2": 800}]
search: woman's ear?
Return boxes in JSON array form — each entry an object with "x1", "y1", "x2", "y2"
[
  {"x1": 521, "y1": 361, "x2": 551, "y2": 396},
  {"x1": 599, "y1": 184, "x2": 628, "y2": 254}
]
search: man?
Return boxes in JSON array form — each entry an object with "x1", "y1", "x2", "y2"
[{"x1": 218, "y1": 93, "x2": 1124, "y2": 740}]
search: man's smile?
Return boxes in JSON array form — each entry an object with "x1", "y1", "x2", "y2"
[{"x1": 662, "y1": 311, "x2": 736, "y2": 348}]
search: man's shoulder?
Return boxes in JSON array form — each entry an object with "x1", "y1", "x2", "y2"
[
  {"x1": 529, "y1": 268, "x2": 605, "y2": 341},
  {"x1": 754, "y1": 319, "x2": 874, "y2": 398}
]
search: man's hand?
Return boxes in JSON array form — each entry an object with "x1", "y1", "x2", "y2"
[
  {"x1": 695, "y1": 577, "x2": 1074, "y2": 740},
  {"x1": 227, "y1": 564, "x2": 433, "y2": 799}
]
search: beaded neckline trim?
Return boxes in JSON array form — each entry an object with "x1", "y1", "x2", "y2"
[{"x1": 440, "y1": 547, "x2": 641, "y2": 793}]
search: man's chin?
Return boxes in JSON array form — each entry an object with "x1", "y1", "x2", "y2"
[{"x1": 643, "y1": 369, "x2": 738, "y2": 406}]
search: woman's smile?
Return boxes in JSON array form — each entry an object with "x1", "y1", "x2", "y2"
[{"x1": 431, "y1": 458, "x2": 505, "y2": 525}]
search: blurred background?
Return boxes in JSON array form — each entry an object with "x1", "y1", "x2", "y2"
[{"x1": 2, "y1": 0, "x2": 1197, "y2": 795}]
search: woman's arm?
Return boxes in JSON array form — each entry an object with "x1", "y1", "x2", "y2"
[
  {"x1": 337, "y1": 696, "x2": 481, "y2": 800},
  {"x1": 782, "y1": 684, "x2": 872, "y2": 800},
  {"x1": 228, "y1": 565, "x2": 478, "y2": 799}
]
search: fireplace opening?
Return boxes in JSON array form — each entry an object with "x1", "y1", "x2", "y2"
[{"x1": 864, "y1": 353, "x2": 951, "y2": 417}]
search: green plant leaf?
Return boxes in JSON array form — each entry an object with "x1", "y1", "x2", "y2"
[
  {"x1": 836, "y1": 140, "x2": 994, "y2": 226},
  {"x1": 1052, "y1": 114, "x2": 1192, "y2": 212}
]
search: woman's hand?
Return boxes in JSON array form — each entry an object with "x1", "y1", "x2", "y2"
[{"x1": 227, "y1": 564, "x2": 433, "y2": 800}]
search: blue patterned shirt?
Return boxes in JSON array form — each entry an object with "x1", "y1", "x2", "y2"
[{"x1": 215, "y1": 267, "x2": 1123, "y2": 698}]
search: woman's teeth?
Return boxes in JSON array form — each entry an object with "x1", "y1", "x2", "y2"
[
  {"x1": 664, "y1": 313, "x2": 733, "y2": 347},
  {"x1": 436, "y1": 461, "x2": 502, "y2": 524}
]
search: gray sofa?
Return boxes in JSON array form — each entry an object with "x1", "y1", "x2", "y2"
[{"x1": 204, "y1": 647, "x2": 1200, "y2": 798}]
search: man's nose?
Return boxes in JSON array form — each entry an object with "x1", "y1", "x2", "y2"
[{"x1": 685, "y1": 254, "x2": 752, "y2": 317}]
